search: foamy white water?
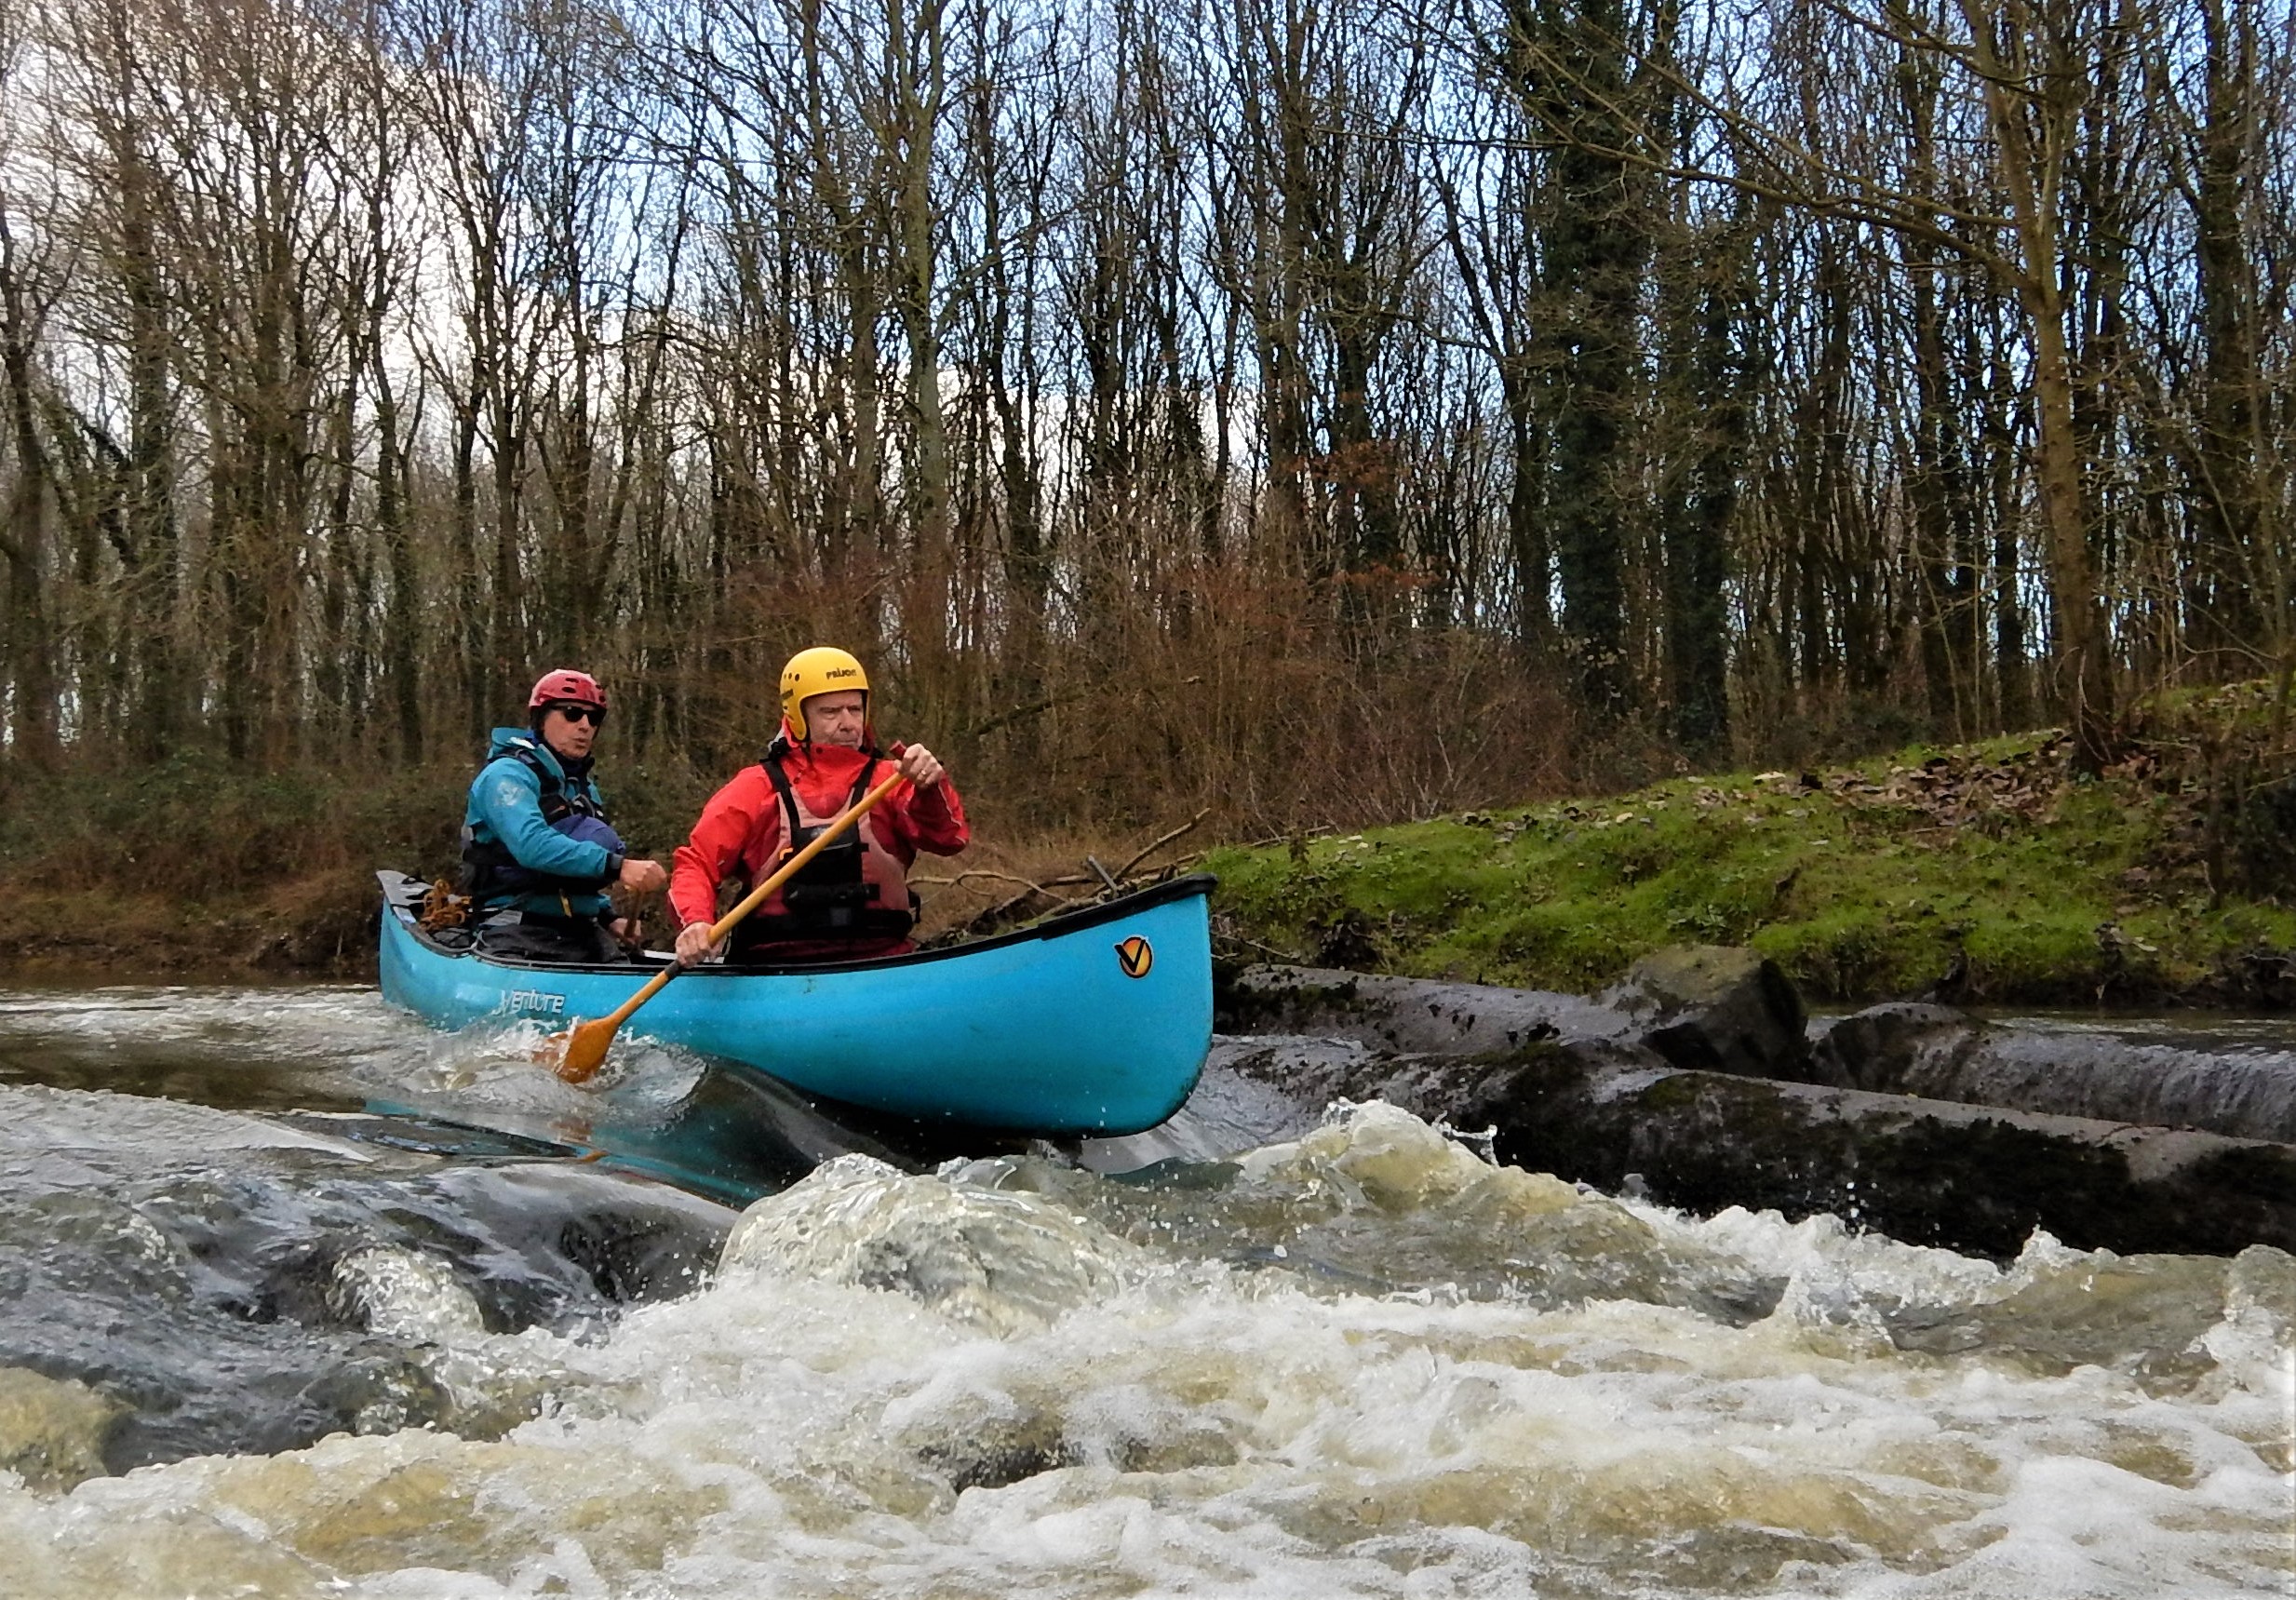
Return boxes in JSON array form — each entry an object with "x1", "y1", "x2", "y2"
[{"x1": 3, "y1": 1102, "x2": 2287, "y2": 1599}]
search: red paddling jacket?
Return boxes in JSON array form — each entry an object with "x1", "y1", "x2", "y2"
[{"x1": 669, "y1": 733, "x2": 969, "y2": 962}]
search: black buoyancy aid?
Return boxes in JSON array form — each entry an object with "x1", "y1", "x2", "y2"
[
  {"x1": 735, "y1": 750, "x2": 916, "y2": 950},
  {"x1": 459, "y1": 742, "x2": 618, "y2": 906}
]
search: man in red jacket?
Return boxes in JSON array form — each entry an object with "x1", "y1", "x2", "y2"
[{"x1": 670, "y1": 647, "x2": 969, "y2": 965}]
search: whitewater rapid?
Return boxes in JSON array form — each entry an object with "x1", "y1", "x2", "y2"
[{"x1": 0, "y1": 988, "x2": 2289, "y2": 1597}]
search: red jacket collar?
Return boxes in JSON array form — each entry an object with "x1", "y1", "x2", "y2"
[{"x1": 772, "y1": 736, "x2": 879, "y2": 780}]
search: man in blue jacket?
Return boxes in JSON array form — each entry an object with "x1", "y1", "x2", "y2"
[{"x1": 460, "y1": 668, "x2": 668, "y2": 962}]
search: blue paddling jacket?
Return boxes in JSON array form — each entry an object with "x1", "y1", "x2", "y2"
[{"x1": 460, "y1": 728, "x2": 627, "y2": 918}]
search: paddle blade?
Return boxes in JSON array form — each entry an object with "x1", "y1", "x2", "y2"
[{"x1": 553, "y1": 1015, "x2": 621, "y2": 1083}]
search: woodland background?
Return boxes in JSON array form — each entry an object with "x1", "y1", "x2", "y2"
[{"x1": 0, "y1": 0, "x2": 2289, "y2": 849}]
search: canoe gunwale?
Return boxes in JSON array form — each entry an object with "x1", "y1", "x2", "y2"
[{"x1": 377, "y1": 868, "x2": 1217, "y2": 976}]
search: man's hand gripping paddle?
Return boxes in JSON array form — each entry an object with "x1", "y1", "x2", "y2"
[{"x1": 549, "y1": 770, "x2": 905, "y2": 1083}]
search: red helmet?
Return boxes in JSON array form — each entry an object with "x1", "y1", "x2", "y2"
[{"x1": 529, "y1": 668, "x2": 607, "y2": 711}]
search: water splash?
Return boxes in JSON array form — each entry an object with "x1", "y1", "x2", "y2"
[
  {"x1": 721, "y1": 1154, "x2": 1143, "y2": 1336},
  {"x1": 329, "y1": 1246, "x2": 491, "y2": 1344}
]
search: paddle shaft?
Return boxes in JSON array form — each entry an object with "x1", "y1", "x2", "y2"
[{"x1": 609, "y1": 770, "x2": 903, "y2": 1026}]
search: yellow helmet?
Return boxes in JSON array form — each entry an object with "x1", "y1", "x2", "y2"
[{"x1": 779, "y1": 646, "x2": 870, "y2": 742}]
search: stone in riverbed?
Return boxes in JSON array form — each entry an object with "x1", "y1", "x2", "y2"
[
  {"x1": 1217, "y1": 964, "x2": 1648, "y2": 1062},
  {"x1": 1211, "y1": 957, "x2": 2296, "y2": 1256},
  {"x1": 1807, "y1": 1001, "x2": 1981, "y2": 1095},
  {"x1": 1219, "y1": 949, "x2": 1819, "y2": 1083},
  {"x1": 1208, "y1": 1036, "x2": 2296, "y2": 1260},
  {"x1": 1600, "y1": 944, "x2": 1816, "y2": 1083},
  {"x1": 1811, "y1": 1002, "x2": 2296, "y2": 1144},
  {"x1": 0, "y1": 1365, "x2": 122, "y2": 1491}
]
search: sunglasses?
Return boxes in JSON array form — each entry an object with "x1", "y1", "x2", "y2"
[{"x1": 548, "y1": 703, "x2": 607, "y2": 725}]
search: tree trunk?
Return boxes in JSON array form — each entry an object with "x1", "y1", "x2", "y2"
[
  {"x1": 1659, "y1": 223, "x2": 1744, "y2": 757},
  {"x1": 378, "y1": 364, "x2": 420, "y2": 762},
  {"x1": 0, "y1": 217, "x2": 58, "y2": 766},
  {"x1": 2182, "y1": 0, "x2": 2270, "y2": 672},
  {"x1": 1956, "y1": 0, "x2": 2116, "y2": 772},
  {"x1": 1518, "y1": 0, "x2": 1644, "y2": 720}
]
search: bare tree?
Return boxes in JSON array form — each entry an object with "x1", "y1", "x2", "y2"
[{"x1": 0, "y1": 0, "x2": 62, "y2": 765}]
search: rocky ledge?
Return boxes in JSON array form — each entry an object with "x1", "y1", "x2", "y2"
[{"x1": 1211, "y1": 948, "x2": 2296, "y2": 1260}]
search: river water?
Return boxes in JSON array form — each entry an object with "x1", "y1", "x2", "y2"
[{"x1": 0, "y1": 985, "x2": 2289, "y2": 1598}]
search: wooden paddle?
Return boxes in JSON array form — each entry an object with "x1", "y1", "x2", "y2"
[{"x1": 552, "y1": 769, "x2": 906, "y2": 1082}]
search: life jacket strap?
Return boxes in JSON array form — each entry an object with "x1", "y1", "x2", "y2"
[{"x1": 742, "y1": 753, "x2": 913, "y2": 947}]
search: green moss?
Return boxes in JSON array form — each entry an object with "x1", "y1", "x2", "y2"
[{"x1": 1207, "y1": 727, "x2": 2296, "y2": 1005}]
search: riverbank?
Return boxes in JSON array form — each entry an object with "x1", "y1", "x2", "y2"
[
  {"x1": 1207, "y1": 687, "x2": 2296, "y2": 1007},
  {"x1": 0, "y1": 859, "x2": 1121, "y2": 983},
  {"x1": 0, "y1": 877, "x2": 383, "y2": 981},
  {"x1": 11, "y1": 685, "x2": 2296, "y2": 1002},
  {"x1": 0, "y1": 755, "x2": 1161, "y2": 984}
]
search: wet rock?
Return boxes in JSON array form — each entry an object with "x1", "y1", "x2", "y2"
[
  {"x1": 0, "y1": 1085, "x2": 737, "y2": 1471},
  {"x1": 1812, "y1": 1006, "x2": 2296, "y2": 1143},
  {"x1": 244, "y1": 1163, "x2": 731, "y2": 1338},
  {"x1": 1212, "y1": 1037, "x2": 2296, "y2": 1261},
  {"x1": 1209, "y1": 961, "x2": 2296, "y2": 1255},
  {"x1": 1222, "y1": 955, "x2": 1818, "y2": 1083},
  {"x1": 0, "y1": 1366, "x2": 122, "y2": 1491},
  {"x1": 557, "y1": 1208, "x2": 724, "y2": 1304},
  {"x1": 1218, "y1": 965, "x2": 1651, "y2": 1062},
  {"x1": 916, "y1": 1418, "x2": 1068, "y2": 1491},
  {"x1": 1601, "y1": 945, "x2": 1815, "y2": 1082},
  {"x1": 1807, "y1": 1002, "x2": 1981, "y2": 1095}
]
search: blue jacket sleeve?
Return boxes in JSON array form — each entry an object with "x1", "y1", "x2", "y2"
[{"x1": 475, "y1": 758, "x2": 617, "y2": 885}]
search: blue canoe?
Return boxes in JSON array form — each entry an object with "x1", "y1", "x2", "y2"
[{"x1": 376, "y1": 870, "x2": 1215, "y2": 1136}]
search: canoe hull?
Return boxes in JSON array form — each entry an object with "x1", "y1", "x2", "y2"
[{"x1": 377, "y1": 874, "x2": 1214, "y2": 1136}]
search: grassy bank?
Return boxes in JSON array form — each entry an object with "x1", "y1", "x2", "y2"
[
  {"x1": 1206, "y1": 690, "x2": 2296, "y2": 1006},
  {"x1": 11, "y1": 685, "x2": 2296, "y2": 1002}
]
